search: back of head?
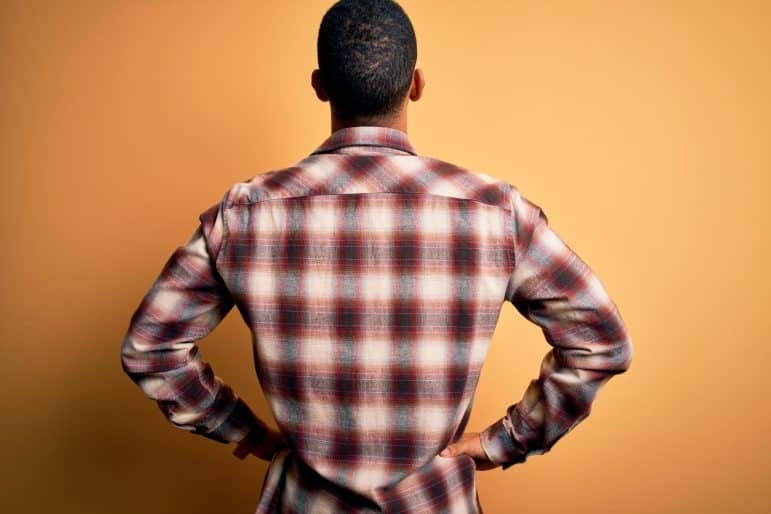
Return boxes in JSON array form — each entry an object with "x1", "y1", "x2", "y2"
[{"x1": 317, "y1": 0, "x2": 417, "y2": 124}]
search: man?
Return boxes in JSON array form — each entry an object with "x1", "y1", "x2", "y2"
[{"x1": 120, "y1": 0, "x2": 634, "y2": 512}]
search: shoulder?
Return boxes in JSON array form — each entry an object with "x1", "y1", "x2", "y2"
[
  {"x1": 221, "y1": 164, "x2": 311, "y2": 209},
  {"x1": 417, "y1": 155, "x2": 516, "y2": 212}
]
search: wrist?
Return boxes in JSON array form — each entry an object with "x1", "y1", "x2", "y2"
[
  {"x1": 480, "y1": 416, "x2": 527, "y2": 470},
  {"x1": 233, "y1": 430, "x2": 260, "y2": 460}
]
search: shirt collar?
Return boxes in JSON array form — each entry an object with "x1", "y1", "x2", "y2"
[{"x1": 310, "y1": 126, "x2": 418, "y2": 156}]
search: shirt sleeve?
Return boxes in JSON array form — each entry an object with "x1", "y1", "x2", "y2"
[
  {"x1": 119, "y1": 194, "x2": 272, "y2": 456},
  {"x1": 479, "y1": 185, "x2": 634, "y2": 470}
]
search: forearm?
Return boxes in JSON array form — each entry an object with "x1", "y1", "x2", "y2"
[
  {"x1": 480, "y1": 303, "x2": 633, "y2": 469},
  {"x1": 120, "y1": 327, "x2": 267, "y2": 446}
]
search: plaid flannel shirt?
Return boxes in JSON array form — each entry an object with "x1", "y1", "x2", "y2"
[{"x1": 120, "y1": 126, "x2": 633, "y2": 513}]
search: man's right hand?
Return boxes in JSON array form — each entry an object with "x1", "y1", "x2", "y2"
[
  {"x1": 233, "y1": 427, "x2": 289, "y2": 462},
  {"x1": 438, "y1": 432, "x2": 498, "y2": 470}
]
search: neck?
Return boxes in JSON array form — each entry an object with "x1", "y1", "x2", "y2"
[{"x1": 330, "y1": 108, "x2": 408, "y2": 134}]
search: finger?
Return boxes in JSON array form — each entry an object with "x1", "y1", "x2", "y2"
[
  {"x1": 439, "y1": 445, "x2": 455, "y2": 457},
  {"x1": 441, "y1": 442, "x2": 467, "y2": 457}
]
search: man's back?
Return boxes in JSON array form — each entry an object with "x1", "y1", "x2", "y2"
[{"x1": 222, "y1": 126, "x2": 512, "y2": 512}]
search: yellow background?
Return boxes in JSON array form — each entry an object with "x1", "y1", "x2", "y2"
[{"x1": 2, "y1": 1, "x2": 769, "y2": 513}]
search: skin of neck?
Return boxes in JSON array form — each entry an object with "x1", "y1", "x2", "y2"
[
  {"x1": 311, "y1": 68, "x2": 425, "y2": 136},
  {"x1": 329, "y1": 101, "x2": 409, "y2": 134}
]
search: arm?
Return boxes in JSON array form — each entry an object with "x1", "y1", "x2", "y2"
[
  {"x1": 119, "y1": 195, "x2": 279, "y2": 460},
  {"x1": 479, "y1": 186, "x2": 634, "y2": 470}
]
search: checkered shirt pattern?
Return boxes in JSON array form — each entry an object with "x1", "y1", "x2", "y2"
[{"x1": 120, "y1": 126, "x2": 633, "y2": 513}]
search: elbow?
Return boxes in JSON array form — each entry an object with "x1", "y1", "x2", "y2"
[
  {"x1": 620, "y1": 336, "x2": 634, "y2": 372},
  {"x1": 613, "y1": 311, "x2": 634, "y2": 373},
  {"x1": 603, "y1": 307, "x2": 633, "y2": 373},
  {"x1": 119, "y1": 332, "x2": 142, "y2": 378},
  {"x1": 611, "y1": 332, "x2": 634, "y2": 374},
  {"x1": 581, "y1": 308, "x2": 634, "y2": 374}
]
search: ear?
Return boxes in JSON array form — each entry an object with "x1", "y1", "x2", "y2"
[
  {"x1": 311, "y1": 69, "x2": 329, "y2": 102},
  {"x1": 408, "y1": 68, "x2": 425, "y2": 102}
]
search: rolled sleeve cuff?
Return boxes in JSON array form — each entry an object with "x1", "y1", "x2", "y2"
[{"x1": 480, "y1": 416, "x2": 528, "y2": 470}]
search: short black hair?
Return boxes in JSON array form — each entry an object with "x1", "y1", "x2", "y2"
[{"x1": 317, "y1": 0, "x2": 417, "y2": 122}]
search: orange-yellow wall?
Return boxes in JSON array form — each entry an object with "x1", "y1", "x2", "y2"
[{"x1": 2, "y1": 1, "x2": 769, "y2": 513}]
